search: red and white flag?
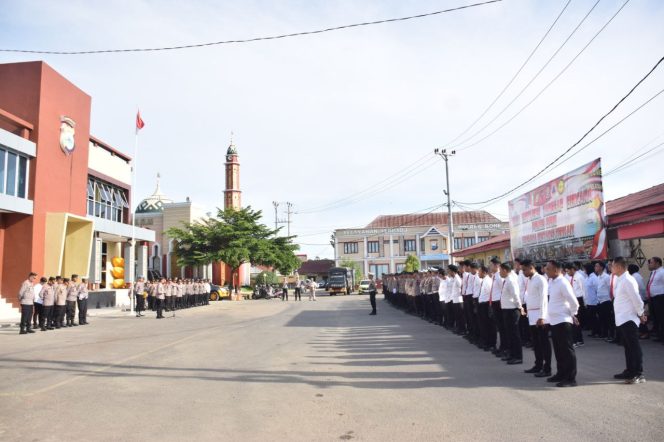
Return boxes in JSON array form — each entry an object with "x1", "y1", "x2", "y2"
[{"x1": 136, "y1": 110, "x2": 145, "y2": 132}]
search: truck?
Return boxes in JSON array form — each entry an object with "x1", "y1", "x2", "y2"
[{"x1": 327, "y1": 267, "x2": 354, "y2": 296}]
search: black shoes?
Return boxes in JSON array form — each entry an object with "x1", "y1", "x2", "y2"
[
  {"x1": 547, "y1": 375, "x2": 563, "y2": 383},
  {"x1": 27, "y1": 329, "x2": 35, "y2": 333},
  {"x1": 507, "y1": 359, "x2": 523, "y2": 365},
  {"x1": 524, "y1": 366, "x2": 541, "y2": 374},
  {"x1": 534, "y1": 371, "x2": 551, "y2": 378},
  {"x1": 19, "y1": 330, "x2": 27, "y2": 335},
  {"x1": 614, "y1": 371, "x2": 631, "y2": 380},
  {"x1": 369, "y1": 312, "x2": 376, "y2": 315},
  {"x1": 556, "y1": 380, "x2": 577, "y2": 388}
]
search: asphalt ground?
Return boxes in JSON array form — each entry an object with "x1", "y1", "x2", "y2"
[{"x1": 1, "y1": 292, "x2": 663, "y2": 441}]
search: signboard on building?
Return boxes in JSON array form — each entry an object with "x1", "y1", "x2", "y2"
[{"x1": 508, "y1": 158, "x2": 607, "y2": 262}]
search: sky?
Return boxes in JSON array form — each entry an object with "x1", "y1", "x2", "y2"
[{"x1": 1, "y1": 0, "x2": 663, "y2": 260}]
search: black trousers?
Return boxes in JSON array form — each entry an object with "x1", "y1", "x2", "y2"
[
  {"x1": 445, "y1": 301, "x2": 454, "y2": 329},
  {"x1": 478, "y1": 302, "x2": 496, "y2": 348},
  {"x1": 618, "y1": 321, "x2": 643, "y2": 376},
  {"x1": 369, "y1": 292, "x2": 377, "y2": 313},
  {"x1": 77, "y1": 298, "x2": 87, "y2": 324},
  {"x1": 454, "y1": 303, "x2": 466, "y2": 332},
  {"x1": 155, "y1": 298, "x2": 163, "y2": 318},
  {"x1": 66, "y1": 301, "x2": 76, "y2": 323},
  {"x1": 585, "y1": 304, "x2": 600, "y2": 336},
  {"x1": 652, "y1": 296, "x2": 664, "y2": 340},
  {"x1": 598, "y1": 301, "x2": 615, "y2": 338},
  {"x1": 54, "y1": 305, "x2": 65, "y2": 327},
  {"x1": 551, "y1": 322, "x2": 577, "y2": 381},
  {"x1": 492, "y1": 302, "x2": 505, "y2": 351},
  {"x1": 136, "y1": 295, "x2": 145, "y2": 313},
  {"x1": 462, "y1": 295, "x2": 474, "y2": 334},
  {"x1": 20, "y1": 304, "x2": 33, "y2": 330},
  {"x1": 42, "y1": 305, "x2": 54, "y2": 328},
  {"x1": 294, "y1": 288, "x2": 301, "y2": 301},
  {"x1": 531, "y1": 325, "x2": 552, "y2": 372},
  {"x1": 32, "y1": 303, "x2": 42, "y2": 326},
  {"x1": 502, "y1": 308, "x2": 522, "y2": 360}
]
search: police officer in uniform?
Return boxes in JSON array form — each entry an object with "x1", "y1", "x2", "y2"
[
  {"x1": 368, "y1": 273, "x2": 377, "y2": 315},
  {"x1": 78, "y1": 278, "x2": 89, "y2": 325},
  {"x1": 66, "y1": 275, "x2": 79, "y2": 326},
  {"x1": 41, "y1": 277, "x2": 56, "y2": 330},
  {"x1": 156, "y1": 278, "x2": 166, "y2": 318},
  {"x1": 54, "y1": 277, "x2": 67, "y2": 328},
  {"x1": 134, "y1": 277, "x2": 146, "y2": 317},
  {"x1": 18, "y1": 272, "x2": 37, "y2": 334}
]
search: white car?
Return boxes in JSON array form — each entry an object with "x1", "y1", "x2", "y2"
[{"x1": 358, "y1": 280, "x2": 371, "y2": 294}]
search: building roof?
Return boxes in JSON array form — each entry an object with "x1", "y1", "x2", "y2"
[
  {"x1": 227, "y1": 141, "x2": 238, "y2": 155},
  {"x1": 366, "y1": 211, "x2": 502, "y2": 228},
  {"x1": 606, "y1": 183, "x2": 664, "y2": 216},
  {"x1": 298, "y1": 259, "x2": 335, "y2": 275},
  {"x1": 90, "y1": 135, "x2": 131, "y2": 162},
  {"x1": 451, "y1": 232, "x2": 511, "y2": 257},
  {"x1": 136, "y1": 174, "x2": 173, "y2": 214}
]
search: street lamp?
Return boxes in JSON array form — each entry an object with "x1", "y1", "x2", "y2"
[{"x1": 434, "y1": 148, "x2": 456, "y2": 264}]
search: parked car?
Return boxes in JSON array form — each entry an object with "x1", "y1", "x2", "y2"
[
  {"x1": 209, "y1": 284, "x2": 231, "y2": 301},
  {"x1": 358, "y1": 279, "x2": 372, "y2": 294},
  {"x1": 317, "y1": 281, "x2": 328, "y2": 289}
]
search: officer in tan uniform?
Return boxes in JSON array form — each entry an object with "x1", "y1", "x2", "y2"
[
  {"x1": 78, "y1": 278, "x2": 89, "y2": 325},
  {"x1": 18, "y1": 272, "x2": 37, "y2": 334},
  {"x1": 55, "y1": 277, "x2": 68, "y2": 328},
  {"x1": 156, "y1": 278, "x2": 166, "y2": 318},
  {"x1": 134, "y1": 277, "x2": 146, "y2": 317},
  {"x1": 66, "y1": 274, "x2": 79, "y2": 327},
  {"x1": 41, "y1": 277, "x2": 56, "y2": 330}
]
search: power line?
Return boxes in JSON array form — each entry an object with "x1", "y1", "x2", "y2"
[
  {"x1": 0, "y1": 1, "x2": 503, "y2": 55},
  {"x1": 454, "y1": 54, "x2": 664, "y2": 206},
  {"x1": 297, "y1": 151, "x2": 432, "y2": 213},
  {"x1": 455, "y1": 0, "x2": 630, "y2": 152},
  {"x1": 445, "y1": 0, "x2": 573, "y2": 146},
  {"x1": 603, "y1": 141, "x2": 664, "y2": 177}
]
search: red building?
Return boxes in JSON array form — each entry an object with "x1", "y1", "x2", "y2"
[{"x1": 0, "y1": 61, "x2": 154, "y2": 314}]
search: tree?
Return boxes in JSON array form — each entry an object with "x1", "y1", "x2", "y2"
[
  {"x1": 167, "y1": 206, "x2": 300, "y2": 290},
  {"x1": 340, "y1": 258, "x2": 362, "y2": 282},
  {"x1": 404, "y1": 254, "x2": 420, "y2": 272}
]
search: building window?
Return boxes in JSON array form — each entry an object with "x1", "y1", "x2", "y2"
[
  {"x1": 0, "y1": 148, "x2": 30, "y2": 199},
  {"x1": 463, "y1": 237, "x2": 476, "y2": 248},
  {"x1": 369, "y1": 264, "x2": 389, "y2": 279},
  {"x1": 87, "y1": 176, "x2": 129, "y2": 223},
  {"x1": 396, "y1": 263, "x2": 405, "y2": 273},
  {"x1": 367, "y1": 241, "x2": 379, "y2": 253},
  {"x1": 454, "y1": 238, "x2": 463, "y2": 250},
  {"x1": 343, "y1": 242, "x2": 358, "y2": 254},
  {"x1": 404, "y1": 239, "x2": 416, "y2": 252},
  {"x1": 430, "y1": 239, "x2": 439, "y2": 251},
  {"x1": 477, "y1": 236, "x2": 489, "y2": 243}
]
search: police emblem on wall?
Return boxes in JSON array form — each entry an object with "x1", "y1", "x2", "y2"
[{"x1": 59, "y1": 116, "x2": 76, "y2": 154}]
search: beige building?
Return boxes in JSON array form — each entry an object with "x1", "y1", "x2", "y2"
[
  {"x1": 135, "y1": 175, "x2": 212, "y2": 280},
  {"x1": 334, "y1": 211, "x2": 508, "y2": 279}
]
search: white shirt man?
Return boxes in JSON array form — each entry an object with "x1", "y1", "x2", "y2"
[
  {"x1": 571, "y1": 271, "x2": 585, "y2": 301},
  {"x1": 614, "y1": 272, "x2": 644, "y2": 328},
  {"x1": 477, "y1": 274, "x2": 492, "y2": 304},
  {"x1": 500, "y1": 271, "x2": 522, "y2": 310},
  {"x1": 438, "y1": 275, "x2": 449, "y2": 303},
  {"x1": 647, "y1": 263, "x2": 664, "y2": 298},
  {"x1": 525, "y1": 273, "x2": 549, "y2": 326},
  {"x1": 547, "y1": 275, "x2": 579, "y2": 326},
  {"x1": 489, "y1": 270, "x2": 503, "y2": 304},
  {"x1": 596, "y1": 271, "x2": 612, "y2": 304},
  {"x1": 450, "y1": 273, "x2": 463, "y2": 304}
]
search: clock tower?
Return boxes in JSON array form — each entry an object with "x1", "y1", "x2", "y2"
[{"x1": 224, "y1": 139, "x2": 241, "y2": 210}]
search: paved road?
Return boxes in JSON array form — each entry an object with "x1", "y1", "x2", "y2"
[{"x1": 1, "y1": 294, "x2": 663, "y2": 441}]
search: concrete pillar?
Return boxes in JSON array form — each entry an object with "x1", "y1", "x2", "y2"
[
  {"x1": 389, "y1": 234, "x2": 395, "y2": 273},
  {"x1": 364, "y1": 259, "x2": 369, "y2": 277},
  {"x1": 415, "y1": 233, "x2": 422, "y2": 269},
  {"x1": 124, "y1": 243, "x2": 136, "y2": 283},
  {"x1": 136, "y1": 243, "x2": 148, "y2": 279}
]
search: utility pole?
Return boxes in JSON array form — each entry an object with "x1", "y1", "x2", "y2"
[
  {"x1": 434, "y1": 148, "x2": 456, "y2": 264},
  {"x1": 272, "y1": 201, "x2": 279, "y2": 231},
  {"x1": 285, "y1": 202, "x2": 293, "y2": 237}
]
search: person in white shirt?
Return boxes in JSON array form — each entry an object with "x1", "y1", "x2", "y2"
[
  {"x1": 595, "y1": 261, "x2": 615, "y2": 341},
  {"x1": 32, "y1": 277, "x2": 46, "y2": 330},
  {"x1": 545, "y1": 260, "x2": 580, "y2": 387},
  {"x1": 566, "y1": 263, "x2": 586, "y2": 347},
  {"x1": 514, "y1": 258, "x2": 531, "y2": 348},
  {"x1": 646, "y1": 257, "x2": 664, "y2": 343},
  {"x1": 476, "y1": 265, "x2": 496, "y2": 352},
  {"x1": 447, "y1": 265, "x2": 464, "y2": 334},
  {"x1": 611, "y1": 257, "x2": 646, "y2": 384},
  {"x1": 627, "y1": 264, "x2": 648, "y2": 338},
  {"x1": 522, "y1": 259, "x2": 551, "y2": 377},
  {"x1": 460, "y1": 261, "x2": 475, "y2": 338},
  {"x1": 488, "y1": 258, "x2": 505, "y2": 357},
  {"x1": 499, "y1": 263, "x2": 523, "y2": 364},
  {"x1": 468, "y1": 262, "x2": 481, "y2": 344}
]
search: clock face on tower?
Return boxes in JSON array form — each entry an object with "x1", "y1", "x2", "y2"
[{"x1": 226, "y1": 155, "x2": 233, "y2": 162}]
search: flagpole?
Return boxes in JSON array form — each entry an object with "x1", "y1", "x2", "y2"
[{"x1": 130, "y1": 123, "x2": 139, "y2": 314}]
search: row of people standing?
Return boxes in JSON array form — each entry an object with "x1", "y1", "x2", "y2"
[
  {"x1": 18, "y1": 272, "x2": 89, "y2": 334},
  {"x1": 384, "y1": 255, "x2": 648, "y2": 386},
  {"x1": 132, "y1": 277, "x2": 211, "y2": 319}
]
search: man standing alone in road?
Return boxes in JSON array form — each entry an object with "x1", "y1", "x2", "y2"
[
  {"x1": 368, "y1": 273, "x2": 377, "y2": 315},
  {"x1": 18, "y1": 272, "x2": 37, "y2": 334}
]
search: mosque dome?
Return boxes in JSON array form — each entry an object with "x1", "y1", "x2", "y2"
[
  {"x1": 136, "y1": 173, "x2": 174, "y2": 214},
  {"x1": 227, "y1": 142, "x2": 238, "y2": 156}
]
